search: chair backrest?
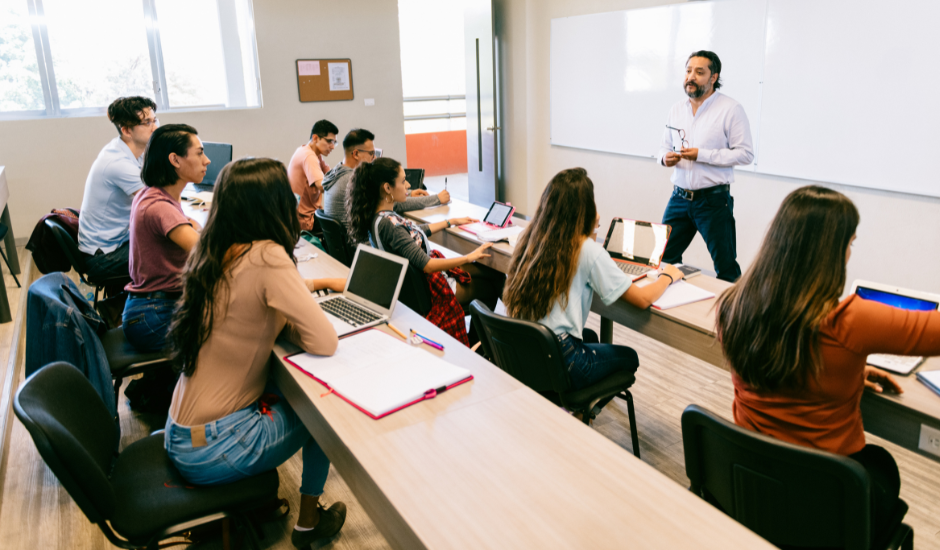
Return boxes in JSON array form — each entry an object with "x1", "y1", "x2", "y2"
[
  {"x1": 13, "y1": 362, "x2": 119, "y2": 524},
  {"x1": 397, "y1": 264, "x2": 433, "y2": 316},
  {"x1": 44, "y1": 217, "x2": 87, "y2": 274},
  {"x1": 316, "y1": 209, "x2": 355, "y2": 267},
  {"x1": 469, "y1": 300, "x2": 571, "y2": 395},
  {"x1": 681, "y1": 404, "x2": 872, "y2": 550}
]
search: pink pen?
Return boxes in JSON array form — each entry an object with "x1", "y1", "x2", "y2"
[{"x1": 410, "y1": 329, "x2": 444, "y2": 351}]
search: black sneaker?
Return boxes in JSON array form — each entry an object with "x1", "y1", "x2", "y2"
[{"x1": 290, "y1": 502, "x2": 347, "y2": 548}]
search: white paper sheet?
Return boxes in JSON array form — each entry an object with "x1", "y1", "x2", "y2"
[
  {"x1": 298, "y1": 61, "x2": 320, "y2": 76},
  {"x1": 478, "y1": 226, "x2": 524, "y2": 243},
  {"x1": 328, "y1": 63, "x2": 350, "y2": 91},
  {"x1": 651, "y1": 281, "x2": 716, "y2": 310},
  {"x1": 288, "y1": 330, "x2": 471, "y2": 417}
]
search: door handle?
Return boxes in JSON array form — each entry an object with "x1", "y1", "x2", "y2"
[{"x1": 486, "y1": 126, "x2": 501, "y2": 131}]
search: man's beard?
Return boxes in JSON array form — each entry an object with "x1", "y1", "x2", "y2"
[{"x1": 685, "y1": 81, "x2": 705, "y2": 99}]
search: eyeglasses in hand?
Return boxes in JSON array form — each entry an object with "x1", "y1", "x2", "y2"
[{"x1": 666, "y1": 125, "x2": 690, "y2": 149}]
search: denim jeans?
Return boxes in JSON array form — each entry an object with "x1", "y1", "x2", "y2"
[
  {"x1": 165, "y1": 383, "x2": 330, "y2": 496},
  {"x1": 661, "y1": 188, "x2": 741, "y2": 282},
  {"x1": 83, "y1": 240, "x2": 130, "y2": 282},
  {"x1": 122, "y1": 296, "x2": 176, "y2": 352},
  {"x1": 559, "y1": 329, "x2": 639, "y2": 391}
]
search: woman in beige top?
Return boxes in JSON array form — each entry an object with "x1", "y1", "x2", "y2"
[{"x1": 164, "y1": 158, "x2": 348, "y2": 547}]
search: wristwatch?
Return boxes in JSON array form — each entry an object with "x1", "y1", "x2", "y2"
[{"x1": 446, "y1": 219, "x2": 452, "y2": 228}]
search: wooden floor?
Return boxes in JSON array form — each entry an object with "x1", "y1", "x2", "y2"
[{"x1": 0, "y1": 256, "x2": 938, "y2": 549}]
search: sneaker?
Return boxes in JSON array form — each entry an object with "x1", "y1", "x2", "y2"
[{"x1": 291, "y1": 501, "x2": 347, "y2": 548}]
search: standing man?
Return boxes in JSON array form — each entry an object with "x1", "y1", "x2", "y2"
[
  {"x1": 79, "y1": 96, "x2": 158, "y2": 282},
  {"x1": 288, "y1": 119, "x2": 338, "y2": 232},
  {"x1": 321, "y1": 128, "x2": 448, "y2": 225},
  {"x1": 659, "y1": 50, "x2": 753, "y2": 282}
]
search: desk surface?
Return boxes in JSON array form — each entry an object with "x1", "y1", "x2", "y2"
[
  {"x1": 273, "y1": 239, "x2": 773, "y2": 549},
  {"x1": 407, "y1": 199, "x2": 940, "y2": 463}
]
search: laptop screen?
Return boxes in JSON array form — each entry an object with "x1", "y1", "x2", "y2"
[
  {"x1": 201, "y1": 142, "x2": 233, "y2": 186},
  {"x1": 604, "y1": 219, "x2": 669, "y2": 266},
  {"x1": 404, "y1": 168, "x2": 425, "y2": 190},
  {"x1": 346, "y1": 248, "x2": 404, "y2": 310},
  {"x1": 855, "y1": 286, "x2": 939, "y2": 311}
]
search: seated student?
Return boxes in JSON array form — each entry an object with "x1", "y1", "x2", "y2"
[
  {"x1": 288, "y1": 119, "x2": 337, "y2": 232},
  {"x1": 165, "y1": 158, "x2": 347, "y2": 547},
  {"x1": 78, "y1": 96, "x2": 158, "y2": 282},
  {"x1": 346, "y1": 158, "x2": 504, "y2": 345},
  {"x1": 122, "y1": 124, "x2": 205, "y2": 352},
  {"x1": 322, "y1": 128, "x2": 448, "y2": 223},
  {"x1": 502, "y1": 168, "x2": 682, "y2": 392},
  {"x1": 716, "y1": 185, "x2": 937, "y2": 541}
]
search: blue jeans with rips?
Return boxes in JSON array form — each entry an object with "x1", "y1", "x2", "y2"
[{"x1": 164, "y1": 382, "x2": 330, "y2": 497}]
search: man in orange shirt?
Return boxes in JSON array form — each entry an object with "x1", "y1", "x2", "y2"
[{"x1": 287, "y1": 120, "x2": 338, "y2": 232}]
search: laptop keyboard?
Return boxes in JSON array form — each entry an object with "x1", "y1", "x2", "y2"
[
  {"x1": 320, "y1": 297, "x2": 381, "y2": 327},
  {"x1": 616, "y1": 262, "x2": 652, "y2": 276},
  {"x1": 191, "y1": 183, "x2": 214, "y2": 193}
]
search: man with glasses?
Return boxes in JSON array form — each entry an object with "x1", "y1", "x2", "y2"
[
  {"x1": 658, "y1": 50, "x2": 753, "y2": 282},
  {"x1": 288, "y1": 119, "x2": 340, "y2": 232},
  {"x1": 321, "y1": 128, "x2": 449, "y2": 226},
  {"x1": 78, "y1": 96, "x2": 158, "y2": 283}
]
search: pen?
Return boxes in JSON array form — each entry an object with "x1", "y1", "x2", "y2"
[
  {"x1": 445, "y1": 177, "x2": 448, "y2": 191},
  {"x1": 387, "y1": 323, "x2": 408, "y2": 341},
  {"x1": 410, "y1": 329, "x2": 445, "y2": 351}
]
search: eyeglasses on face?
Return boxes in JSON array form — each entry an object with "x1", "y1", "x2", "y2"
[{"x1": 356, "y1": 149, "x2": 376, "y2": 157}]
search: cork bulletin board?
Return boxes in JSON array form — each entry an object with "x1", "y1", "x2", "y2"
[{"x1": 296, "y1": 59, "x2": 354, "y2": 102}]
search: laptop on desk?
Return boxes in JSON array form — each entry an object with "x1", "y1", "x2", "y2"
[
  {"x1": 188, "y1": 142, "x2": 233, "y2": 193},
  {"x1": 602, "y1": 218, "x2": 671, "y2": 281},
  {"x1": 317, "y1": 244, "x2": 409, "y2": 337}
]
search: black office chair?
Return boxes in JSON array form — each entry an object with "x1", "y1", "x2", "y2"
[
  {"x1": 0, "y1": 222, "x2": 20, "y2": 288},
  {"x1": 681, "y1": 404, "x2": 913, "y2": 550},
  {"x1": 315, "y1": 209, "x2": 355, "y2": 267},
  {"x1": 100, "y1": 327, "x2": 173, "y2": 406},
  {"x1": 14, "y1": 362, "x2": 279, "y2": 550},
  {"x1": 44, "y1": 217, "x2": 129, "y2": 306},
  {"x1": 398, "y1": 264, "x2": 433, "y2": 317},
  {"x1": 469, "y1": 300, "x2": 641, "y2": 457}
]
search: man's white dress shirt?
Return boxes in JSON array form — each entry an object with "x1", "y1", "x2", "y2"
[{"x1": 658, "y1": 92, "x2": 754, "y2": 191}]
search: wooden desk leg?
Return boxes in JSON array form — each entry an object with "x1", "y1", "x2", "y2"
[
  {"x1": 1, "y1": 206, "x2": 19, "y2": 275},
  {"x1": 601, "y1": 316, "x2": 614, "y2": 344}
]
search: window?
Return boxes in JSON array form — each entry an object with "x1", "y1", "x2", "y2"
[{"x1": 0, "y1": 0, "x2": 261, "y2": 120}]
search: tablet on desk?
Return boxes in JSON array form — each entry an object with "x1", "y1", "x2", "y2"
[{"x1": 459, "y1": 201, "x2": 515, "y2": 235}]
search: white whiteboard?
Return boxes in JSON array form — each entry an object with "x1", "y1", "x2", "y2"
[
  {"x1": 549, "y1": 0, "x2": 766, "y2": 167},
  {"x1": 757, "y1": 0, "x2": 940, "y2": 196},
  {"x1": 550, "y1": 0, "x2": 940, "y2": 197}
]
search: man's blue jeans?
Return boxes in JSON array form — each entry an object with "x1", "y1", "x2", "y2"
[
  {"x1": 661, "y1": 188, "x2": 741, "y2": 282},
  {"x1": 165, "y1": 383, "x2": 330, "y2": 497}
]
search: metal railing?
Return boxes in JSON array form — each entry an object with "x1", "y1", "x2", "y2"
[{"x1": 402, "y1": 95, "x2": 466, "y2": 122}]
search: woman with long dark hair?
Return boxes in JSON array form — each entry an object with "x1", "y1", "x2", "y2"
[
  {"x1": 717, "y1": 185, "x2": 940, "y2": 541},
  {"x1": 122, "y1": 123, "x2": 206, "y2": 351},
  {"x1": 346, "y1": 157, "x2": 505, "y2": 345},
  {"x1": 503, "y1": 168, "x2": 682, "y2": 393},
  {"x1": 165, "y1": 158, "x2": 348, "y2": 547}
]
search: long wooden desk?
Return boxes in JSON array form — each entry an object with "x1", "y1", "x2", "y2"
[
  {"x1": 272, "y1": 239, "x2": 772, "y2": 549},
  {"x1": 406, "y1": 199, "x2": 940, "y2": 464},
  {"x1": 182, "y1": 200, "x2": 770, "y2": 548}
]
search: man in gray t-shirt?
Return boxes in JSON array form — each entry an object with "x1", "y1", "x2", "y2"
[{"x1": 322, "y1": 128, "x2": 450, "y2": 225}]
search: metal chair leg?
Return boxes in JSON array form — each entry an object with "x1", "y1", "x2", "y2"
[
  {"x1": 0, "y1": 248, "x2": 19, "y2": 288},
  {"x1": 618, "y1": 390, "x2": 641, "y2": 459}
]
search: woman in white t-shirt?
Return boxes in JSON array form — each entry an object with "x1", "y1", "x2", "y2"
[{"x1": 503, "y1": 168, "x2": 683, "y2": 391}]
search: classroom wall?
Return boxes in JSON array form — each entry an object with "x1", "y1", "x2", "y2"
[
  {"x1": 499, "y1": 0, "x2": 940, "y2": 294},
  {"x1": 0, "y1": 0, "x2": 406, "y2": 241}
]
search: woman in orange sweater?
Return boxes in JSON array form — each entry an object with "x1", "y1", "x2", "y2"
[{"x1": 717, "y1": 185, "x2": 940, "y2": 540}]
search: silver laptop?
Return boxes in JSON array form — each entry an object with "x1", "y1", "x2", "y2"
[
  {"x1": 317, "y1": 244, "x2": 409, "y2": 337},
  {"x1": 602, "y1": 218, "x2": 672, "y2": 281}
]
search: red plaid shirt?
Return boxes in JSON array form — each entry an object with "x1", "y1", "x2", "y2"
[{"x1": 425, "y1": 250, "x2": 471, "y2": 346}]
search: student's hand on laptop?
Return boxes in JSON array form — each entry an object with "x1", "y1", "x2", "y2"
[
  {"x1": 661, "y1": 264, "x2": 683, "y2": 284},
  {"x1": 864, "y1": 366, "x2": 904, "y2": 394},
  {"x1": 437, "y1": 189, "x2": 451, "y2": 204},
  {"x1": 305, "y1": 278, "x2": 347, "y2": 293},
  {"x1": 465, "y1": 242, "x2": 493, "y2": 263},
  {"x1": 409, "y1": 189, "x2": 430, "y2": 197}
]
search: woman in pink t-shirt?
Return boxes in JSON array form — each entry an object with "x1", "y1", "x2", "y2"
[{"x1": 122, "y1": 124, "x2": 207, "y2": 352}]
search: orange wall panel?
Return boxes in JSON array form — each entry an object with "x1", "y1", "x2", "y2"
[{"x1": 405, "y1": 130, "x2": 468, "y2": 177}]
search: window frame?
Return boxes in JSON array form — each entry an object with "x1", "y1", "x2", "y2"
[{"x1": 0, "y1": 0, "x2": 262, "y2": 121}]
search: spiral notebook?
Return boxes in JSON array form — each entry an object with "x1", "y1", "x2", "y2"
[{"x1": 285, "y1": 329, "x2": 473, "y2": 419}]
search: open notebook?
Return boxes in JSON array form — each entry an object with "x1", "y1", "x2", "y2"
[
  {"x1": 651, "y1": 280, "x2": 716, "y2": 310},
  {"x1": 285, "y1": 330, "x2": 473, "y2": 419}
]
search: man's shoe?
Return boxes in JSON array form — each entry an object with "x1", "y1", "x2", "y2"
[{"x1": 291, "y1": 502, "x2": 347, "y2": 548}]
